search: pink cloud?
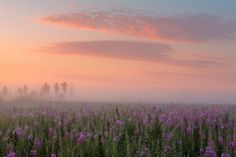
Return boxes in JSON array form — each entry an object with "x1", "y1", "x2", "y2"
[
  {"x1": 46, "y1": 40, "x2": 173, "y2": 61},
  {"x1": 40, "y1": 11, "x2": 236, "y2": 42},
  {"x1": 44, "y1": 40, "x2": 227, "y2": 68}
]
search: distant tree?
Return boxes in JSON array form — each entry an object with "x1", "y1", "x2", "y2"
[
  {"x1": 1, "y1": 86, "x2": 9, "y2": 101},
  {"x1": 61, "y1": 82, "x2": 68, "y2": 93},
  {"x1": 69, "y1": 84, "x2": 74, "y2": 101},
  {"x1": 29, "y1": 90, "x2": 38, "y2": 101},
  {"x1": 61, "y1": 82, "x2": 68, "y2": 100},
  {"x1": 2, "y1": 86, "x2": 8, "y2": 97},
  {"x1": 53, "y1": 83, "x2": 60, "y2": 101},
  {"x1": 54, "y1": 83, "x2": 59, "y2": 94},
  {"x1": 40, "y1": 83, "x2": 51, "y2": 100},
  {"x1": 23, "y1": 85, "x2": 28, "y2": 96},
  {"x1": 17, "y1": 87, "x2": 23, "y2": 96},
  {"x1": 0, "y1": 87, "x2": 2, "y2": 101}
]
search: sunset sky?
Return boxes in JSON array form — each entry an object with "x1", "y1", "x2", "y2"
[{"x1": 1, "y1": 0, "x2": 236, "y2": 103}]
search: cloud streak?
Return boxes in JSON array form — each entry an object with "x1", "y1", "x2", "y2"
[
  {"x1": 41, "y1": 11, "x2": 236, "y2": 42},
  {"x1": 46, "y1": 40, "x2": 173, "y2": 61},
  {"x1": 44, "y1": 40, "x2": 227, "y2": 68}
]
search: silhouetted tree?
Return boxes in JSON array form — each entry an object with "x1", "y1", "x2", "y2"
[
  {"x1": 54, "y1": 83, "x2": 59, "y2": 94},
  {"x1": 61, "y1": 82, "x2": 68, "y2": 100},
  {"x1": 23, "y1": 85, "x2": 28, "y2": 96},
  {"x1": 2, "y1": 86, "x2": 8, "y2": 97},
  {"x1": 61, "y1": 82, "x2": 68, "y2": 93},
  {"x1": 17, "y1": 87, "x2": 23, "y2": 96},
  {"x1": 53, "y1": 83, "x2": 60, "y2": 101},
  {"x1": 29, "y1": 90, "x2": 38, "y2": 101},
  {"x1": 0, "y1": 87, "x2": 2, "y2": 101},
  {"x1": 40, "y1": 83, "x2": 51, "y2": 100},
  {"x1": 69, "y1": 84, "x2": 74, "y2": 101}
]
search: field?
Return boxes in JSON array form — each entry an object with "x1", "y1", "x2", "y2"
[{"x1": 0, "y1": 102, "x2": 235, "y2": 157}]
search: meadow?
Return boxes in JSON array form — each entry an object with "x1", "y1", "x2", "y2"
[{"x1": 0, "y1": 102, "x2": 235, "y2": 157}]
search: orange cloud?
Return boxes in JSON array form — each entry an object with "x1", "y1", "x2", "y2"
[
  {"x1": 43, "y1": 40, "x2": 227, "y2": 68},
  {"x1": 40, "y1": 11, "x2": 236, "y2": 42}
]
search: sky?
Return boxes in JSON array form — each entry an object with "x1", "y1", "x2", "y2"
[{"x1": 0, "y1": 0, "x2": 236, "y2": 103}]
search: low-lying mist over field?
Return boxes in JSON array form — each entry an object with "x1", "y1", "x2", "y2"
[{"x1": 1, "y1": 83, "x2": 236, "y2": 104}]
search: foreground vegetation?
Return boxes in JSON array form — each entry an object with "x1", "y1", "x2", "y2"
[{"x1": 0, "y1": 103, "x2": 235, "y2": 157}]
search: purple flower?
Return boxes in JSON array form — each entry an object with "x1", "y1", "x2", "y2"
[
  {"x1": 186, "y1": 125, "x2": 193, "y2": 134},
  {"x1": 116, "y1": 120, "x2": 124, "y2": 126},
  {"x1": 51, "y1": 153, "x2": 56, "y2": 157},
  {"x1": 6, "y1": 152, "x2": 16, "y2": 157},
  {"x1": 163, "y1": 145, "x2": 170, "y2": 153},
  {"x1": 205, "y1": 147, "x2": 217, "y2": 157},
  {"x1": 64, "y1": 131, "x2": 69, "y2": 140},
  {"x1": 113, "y1": 135, "x2": 120, "y2": 142},
  {"x1": 34, "y1": 138, "x2": 43, "y2": 148},
  {"x1": 48, "y1": 128, "x2": 56, "y2": 137},
  {"x1": 228, "y1": 141, "x2": 236, "y2": 149},
  {"x1": 136, "y1": 145, "x2": 150, "y2": 157},
  {"x1": 77, "y1": 132, "x2": 87, "y2": 145},
  {"x1": 142, "y1": 118, "x2": 149, "y2": 126},
  {"x1": 30, "y1": 150, "x2": 37, "y2": 157},
  {"x1": 163, "y1": 132, "x2": 172, "y2": 142},
  {"x1": 28, "y1": 135, "x2": 33, "y2": 141},
  {"x1": 218, "y1": 136, "x2": 224, "y2": 144},
  {"x1": 221, "y1": 153, "x2": 230, "y2": 157},
  {"x1": 159, "y1": 114, "x2": 166, "y2": 122},
  {"x1": 15, "y1": 128, "x2": 25, "y2": 138}
]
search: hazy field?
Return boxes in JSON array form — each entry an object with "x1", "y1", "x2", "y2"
[{"x1": 0, "y1": 102, "x2": 235, "y2": 157}]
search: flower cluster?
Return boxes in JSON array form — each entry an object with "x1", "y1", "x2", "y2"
[{"x1": 0, "y1": 103, "x2": 234, "y2": 156}]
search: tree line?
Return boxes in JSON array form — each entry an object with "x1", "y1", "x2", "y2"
[{"x1": 0, "y1": 82, "x2": 74, "y2": 102}]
